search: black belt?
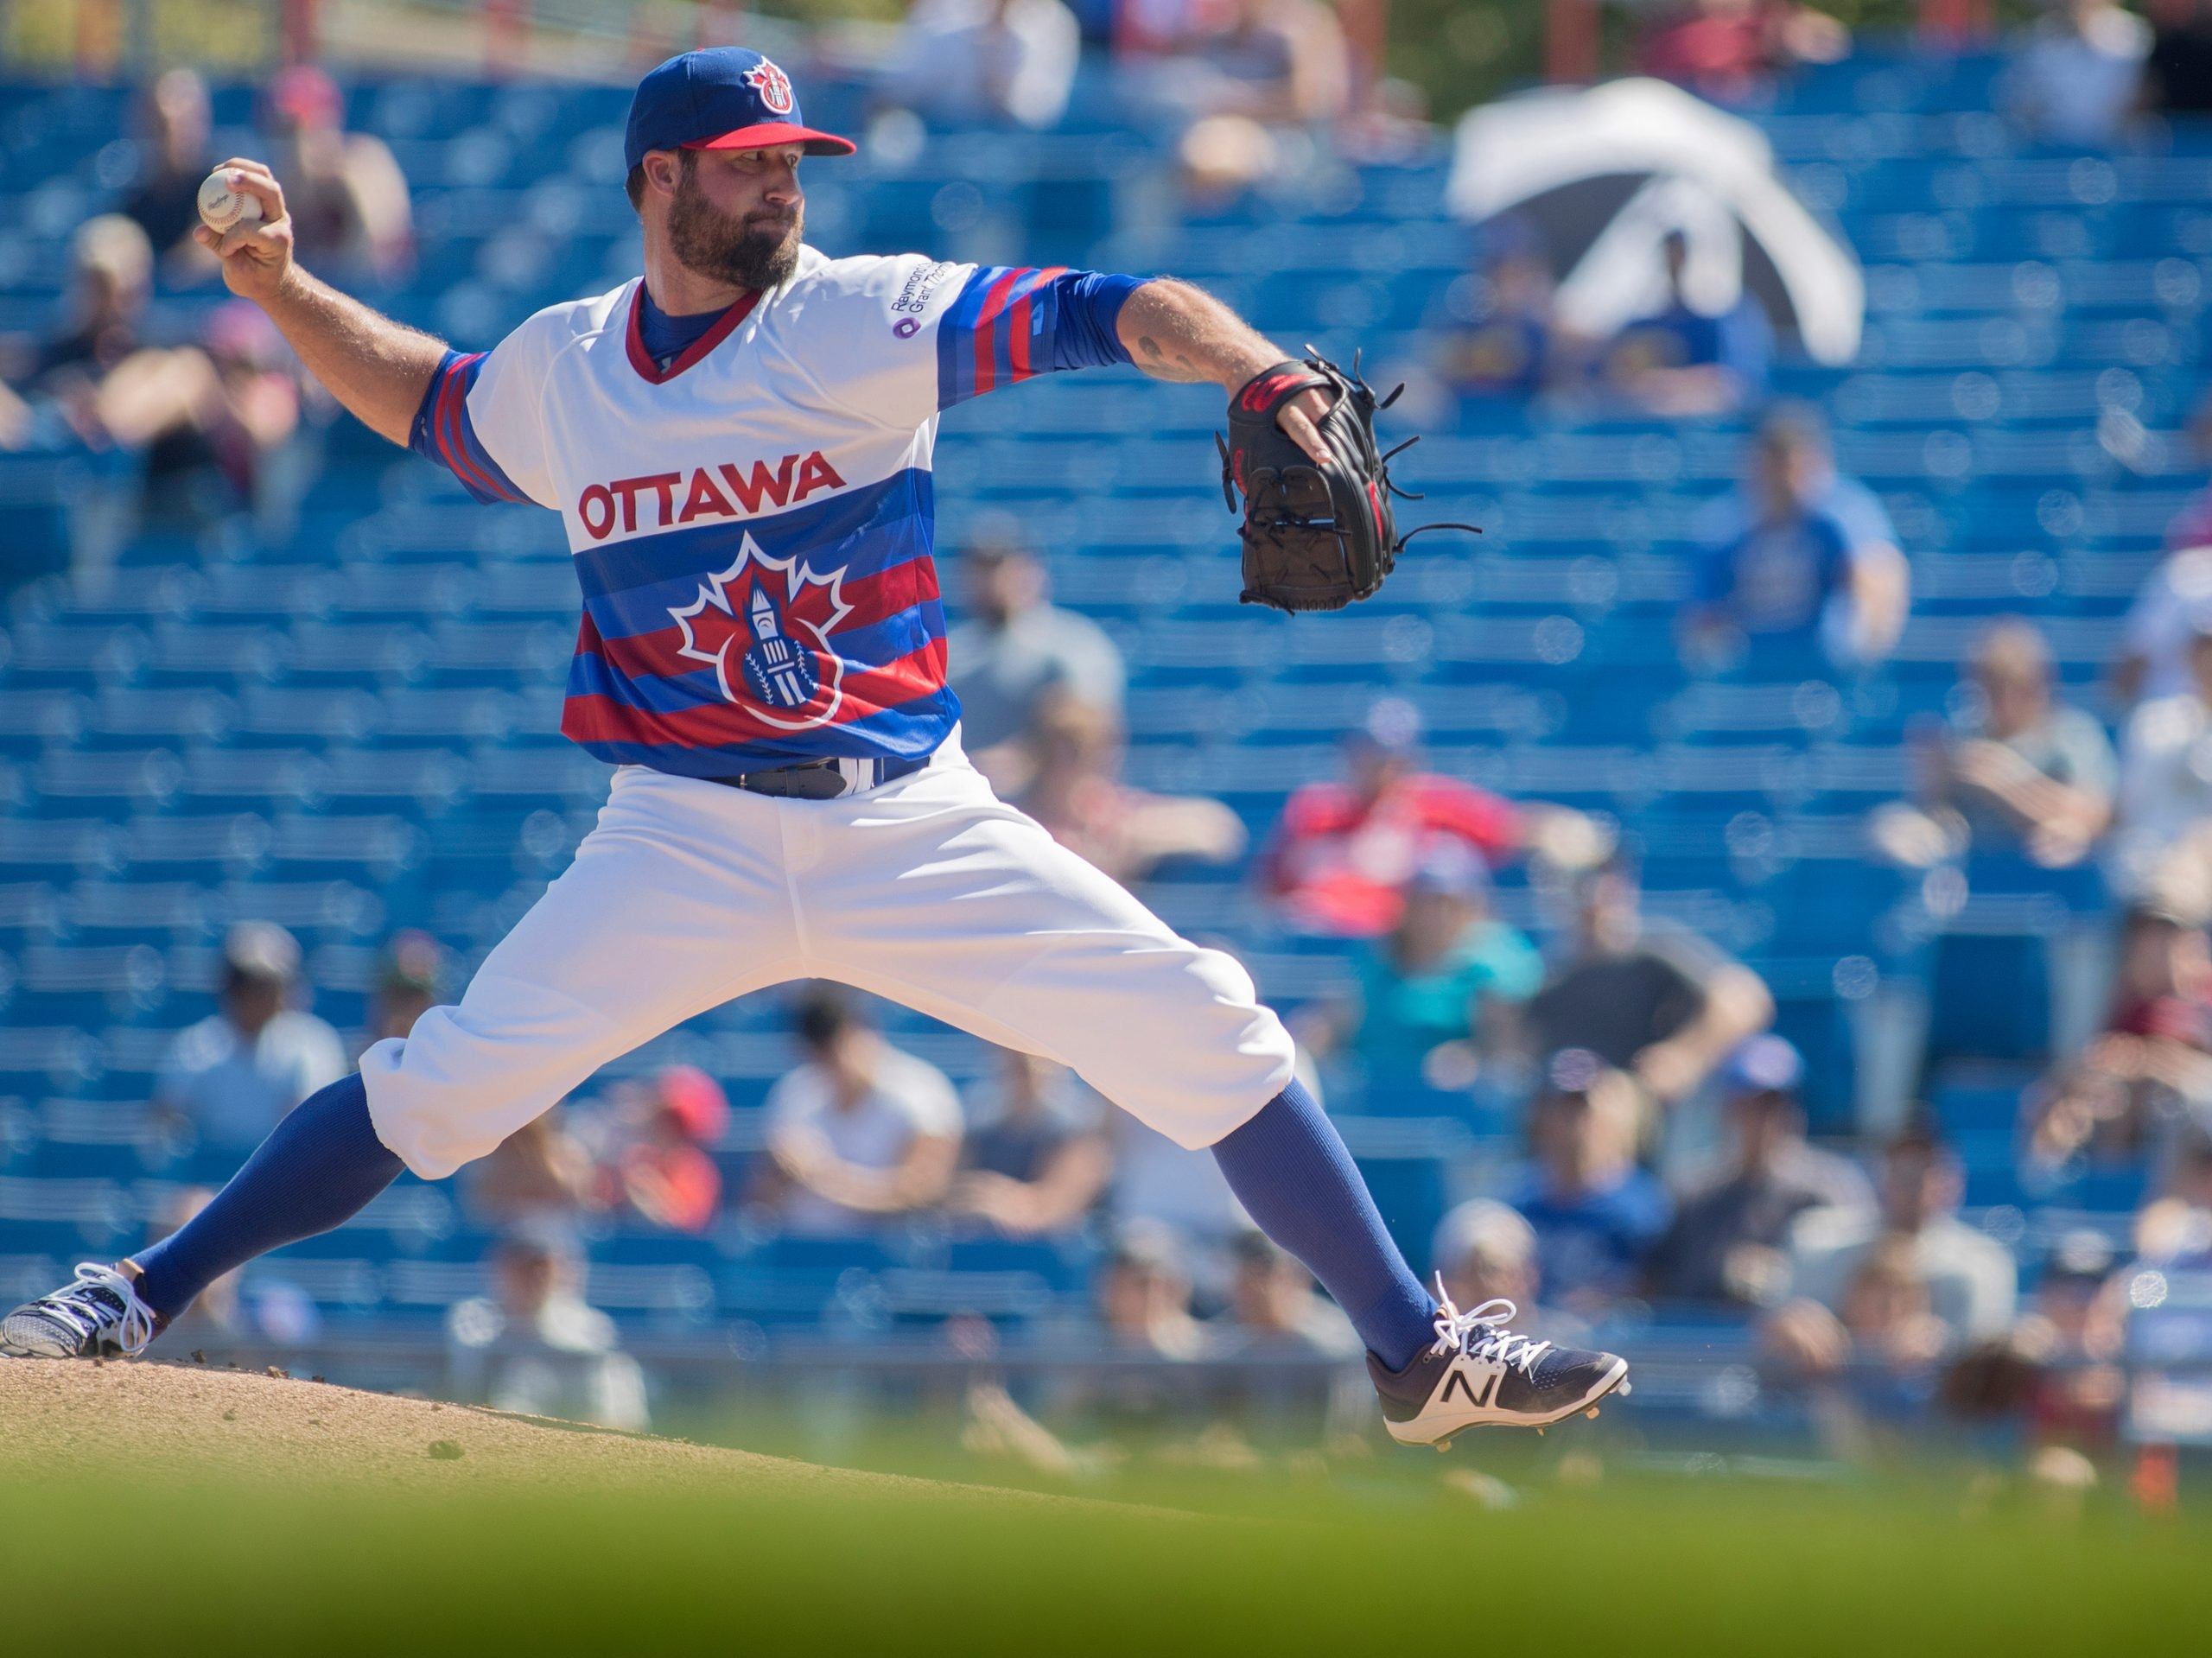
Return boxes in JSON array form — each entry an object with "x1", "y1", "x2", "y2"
[{"x1": 704, "y1": 753, "x2": 930, "y2": 800}]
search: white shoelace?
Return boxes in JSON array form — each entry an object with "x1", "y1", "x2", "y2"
[
  {"x1": 34, "y1": 1263, "x2": 158, "y2": 1357},
  {"x1": 1428, "y1": 1274, "x2": 1552, "y2": 1379}
]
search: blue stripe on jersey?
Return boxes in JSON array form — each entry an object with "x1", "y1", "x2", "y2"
[
  {"x1": 407, "y1": 348, "x2": 530, "y2": 505},
  {"x1": 569, "y1": 696, "x2": 956, "y2": 776},
  {"x1": 936, "y1": 268, "x2": 1143, "y2": 410},
  {"x1": 570, "y1": 470, "x2": 931, "y2": 612}
]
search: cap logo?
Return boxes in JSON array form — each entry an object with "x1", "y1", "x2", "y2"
[{"x1": 744, "y1": 58, "x2": 794, "y2": 116}]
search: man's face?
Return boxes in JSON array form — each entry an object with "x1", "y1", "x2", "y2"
[
  {"x1": 1879, "y1": 1148, "x2": 1953, "y2": 1231},
  {"x1": 1441, "y1": 1248, "x2": 1535, "y2": 1312},
  {"x1": 969, "y1": 552, "x2": 1042, "y2": 626},
  {"x1": 1974, "y1": 663, "x2": 2046, "y2": 738},
  {"x1": 223, "y1": 974, "x2": 285, "y2": 1037},
  {"x1": 2189, "y1": 632, "x2": 2212, "y2": 702},
  {"x1": 656, "y1": 145, "x2": 806, "y2": 292},
  {"x1": 1751, "y1": 440, "x2": 1816, "y2": 517},
  {"x1": 1730, "y1": 1091, "x2": 1799, "y2": 1170},
  {"x1": 495, "y1": 1250, "x2": 558, "y2": 1316},
  {"x1": 1578, "y1": 872, "x2": 1638, "y2": 952}
]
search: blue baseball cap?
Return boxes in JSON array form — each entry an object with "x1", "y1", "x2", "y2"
[
  {"x1": 623, "y1": 48, "x2": 855, "y2": 175},
  {"x1": 1721, "y1": 1034, "x2": 1802, "y2": 1098}
]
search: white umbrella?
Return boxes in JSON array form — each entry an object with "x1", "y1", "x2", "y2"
[{"x1": 1446, "y1": 76, "x2": 1863, "y2": 366}]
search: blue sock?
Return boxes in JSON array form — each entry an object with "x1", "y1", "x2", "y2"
[
  {"x1": 1211, "y1": 1078, "x2": 1437, "y2": 1370},
  {"x1": 133, "y1": 1074, "x2": 404, "y2": 1320}
]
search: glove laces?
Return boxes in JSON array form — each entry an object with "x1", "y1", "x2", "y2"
[
  {"x1": 35, "y1": 1262, "x2": 159, "y2": 1357},
  {"x1": 1429, "y1": 1274, "x2": 1551, "y2": 1379}
]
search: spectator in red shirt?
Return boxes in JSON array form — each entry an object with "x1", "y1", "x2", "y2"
[
  {"x1": 609, "y1": 1065, "x2": 728, "y2": 1236},
  {"x1": 1257, "y1": 696, "x2": 1604, "y2": 937},
  {"x1": 1637, "y1": 0, "x2": 1848, "y2": 105}
]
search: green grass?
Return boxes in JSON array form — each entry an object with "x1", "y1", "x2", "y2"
[{"x1": 3, "y1": 1437, "x2": 2207, "y2": 1654}]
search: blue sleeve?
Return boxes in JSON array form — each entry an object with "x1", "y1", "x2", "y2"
[
  {"x1": 407, "y1": 347, "x2": 531, "y2": 505},
  {"x1": 1691, "y1": 530, "x2": 1738, "y2": 606},
  {"x1": 937, "y1": 267, "x2": 1144, "y2": 410},
  {"x1": 1717, "y1": 301, "x2": 1772, "y2": 388},
  {"x1": 1824, "y1": 479, "x2": 1897, "y2": 551}
]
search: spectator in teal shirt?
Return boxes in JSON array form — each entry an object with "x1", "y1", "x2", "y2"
[{"x1": 1306, "y1": 841, "x2": 1542, "y2": 1096}]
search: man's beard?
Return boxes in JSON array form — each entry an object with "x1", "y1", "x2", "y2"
[{"x1": 669, "y1": 173, "x2": 803, "y2": 293}]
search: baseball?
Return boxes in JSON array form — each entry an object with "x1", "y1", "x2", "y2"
[{"x1": 196, "y1": 169, "x2": 264, "y2": 233}]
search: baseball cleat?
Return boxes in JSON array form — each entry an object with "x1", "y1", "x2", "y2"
[
  {"x1": 1368, "y1": 1279, "x2": 1629, "y2": 1447},
  {"x1": 1, "y1": 1262, "x2": 162, "y2": 1359}
]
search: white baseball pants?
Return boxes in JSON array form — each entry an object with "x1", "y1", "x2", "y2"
[{"x1": 359, "y1": 737, "x2": 1295, "y2": 1179}]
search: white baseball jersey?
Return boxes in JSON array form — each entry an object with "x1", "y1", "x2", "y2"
[
  {"x1": 410, "y1": 249, "x2": 1141, "y2": 777},
  {"x1": 361, "y1": 250, "x2": 1297, "y2": 1181}
]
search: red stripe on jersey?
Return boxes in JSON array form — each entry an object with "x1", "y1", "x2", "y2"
[
  {"x1": 588, "y1": 556, "x2": 941, "y2": 683},
  {"x1": 435, "y1": 356, "x2": 505, "y2": 503},
  {"x1": 560, "y1": 638, "x2": 950, "y2": 750},
  {"x1": 970, "y1": 267, "x2": 1024, "y2": 397},
  {"x1": 1006, "y1": 266, "x2": 1066, "y2": 384}
]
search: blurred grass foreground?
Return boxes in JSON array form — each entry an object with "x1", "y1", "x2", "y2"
[{"x1": 2, "y1": 1438, "x2": 2209, "y2": 1655}]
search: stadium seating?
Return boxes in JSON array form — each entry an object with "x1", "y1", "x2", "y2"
[{"x1": 0, "y1": 45, "x2": 2190, "y2": 1404}]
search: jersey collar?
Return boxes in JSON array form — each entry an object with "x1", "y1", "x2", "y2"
[{"x1": 624, "y1": 282, "x2": 763, "y2": 384}]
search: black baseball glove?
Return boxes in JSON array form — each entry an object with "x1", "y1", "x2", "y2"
[{"x1": 1217, "y1": 349, "x2": 1477, "y2": 613}]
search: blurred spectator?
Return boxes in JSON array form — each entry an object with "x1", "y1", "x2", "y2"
[
  {"x1": 949, "y1": 1049, "x2": 1113, "y2": 1237},
  {"x1": 467, "y1": 1109, "x2": 598, "y2": 1236},
  {"x1": 2112, "y1": 529, "x2": 2212, "y2": 709},
  {"x1": 1885, "y1": 619, "x2": 2114, "y2": 870},
  {"x1": 1762, "y1": 1237, "x2": 1950, "y2": 1455},
  {"x1": 1506, "y1": 1051, "x2": 1673, "y2": 1316},
  {"x1": 2143, "y1": 0, "x2": 2212, "y2": 115},
  {"x1": 1109, "y1": 1108, "x2": 1253, "y2": 1274},
  {"x1": 1260, "y1": 696, "x2": 1605, "y2": 937},
  {"x1": 1600, "y1": 231, "x2": 1773, "y2": 417},
  {"x1": 1300, "y1": 840, "x2": 1542, "y2": 1092},
  {"x1": 1437, "y1": 223, "x2": 1564, "y2": 401},
  {"x1": 2136, "y1": 1131, "x2": 2212, "y2": 1262},
  {"x1": 1150, "y1": 0, "x2": 1351, "y2": 125},
  {"x1": 2028, "y1": 906, "x2": 2212, "y2": 1171},
  {"x1": 1158, "y1": 0, "x2": 1352, "y2": 198},
  {"x1": 3, "y1": 221, "x2": 300, "y2": 545},
  {"x1": 607, "y1": 1066, "x2": 728, "y2": 1236},
  {"x1": 1645, "y1": 1036, "x2": 1873, "y2": 1308},
  {"x1": 1098, "y1": 1223, "x2": 1211, "y2": 1359},
  {"x1": 157, "y1": 922, "x2": 347, "y2": 1155},
  {"x1": 2005, "y1": 0, "x2": 2152, "y2": 147},
  {"x1": 366, "y1": 928, "x2": 447, "y2": 1048},
  {"x1": 1680, "y1": 403, "x2": 1910, "y2": 671},
  {"x1": 2014, "y1": 1229, "x2": 2127, "y2": 1449},
  {"x1": 1637, "y1": 0, "x2": 1851, "y2": 104},
  {"x1": 881, "y1": 0, "x2": 1081, "y2": 130},
  {"x1": 1430, "y1": 1197, "x2": 1589, "y2": 1345},
  {"x1": 445, "y1": 1229, "x2": 650, "y2": 1432},
  {"x1": 1522, "y1": 858, "x2": 1774, "y2": 1109},
  {"x1": 194, "y1": 299, "x2": 303, "y2": 506},
  {"x1": 262, "y1": 65, "x2": 413, "y2": 283},
  {"x1": 946, "y1": 527, "x2": 1125, "y2": 758},
  {"x1": 2110, "y1": 613, "x2": 2212, "y2": 905},
  {"x1": 123, "y1": 67, "x2": 219, "y2": 279},
  {"x1": 1007, "y1": 689, "x2": 1247, "y2": 884},
  {"x1": 1215, "y1": 1229, "x2": 1361, "y2": 1356},
  {"x1": 1788, "y1": 1125, "x2": 2018, "y2": 1343},
  {"x1": 753, "y1": 989, "x2": 961, "y2": 1236}
]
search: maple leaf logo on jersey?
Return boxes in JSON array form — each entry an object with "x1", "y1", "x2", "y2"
[
  {"x1": 743, "y1": 59, "x2": 795, "y2": 117},
  {"x1": 670, "y1": 534, "x2": 853, "y2": 730}
]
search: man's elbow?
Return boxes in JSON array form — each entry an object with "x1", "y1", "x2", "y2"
[{"x1": 1714, "y1": 967, "x2": 1775, "y2": 1037}]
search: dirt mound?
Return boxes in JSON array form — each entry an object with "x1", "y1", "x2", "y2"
[{"x1": 0, "y1": 1357, "x2": 995, "y2": 1498}]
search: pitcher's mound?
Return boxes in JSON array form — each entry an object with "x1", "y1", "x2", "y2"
[{"x1": 0, "y1": 1356, "x2": 994, "y2": 1499}]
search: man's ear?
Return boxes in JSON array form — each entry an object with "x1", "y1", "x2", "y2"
[{"x1": 643, "y1": 151, "x2": 684, "y2": 199}]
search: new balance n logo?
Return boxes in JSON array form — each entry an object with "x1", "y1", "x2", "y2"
[{"x1": 1440, "y1": 1367, "x2": 1497, "y2": 1409}]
